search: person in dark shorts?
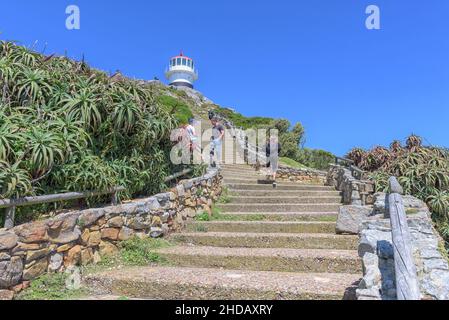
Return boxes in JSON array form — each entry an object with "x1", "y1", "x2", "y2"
[{"x1": 266, "y1": 136, "x2": 282, "y2": 188}]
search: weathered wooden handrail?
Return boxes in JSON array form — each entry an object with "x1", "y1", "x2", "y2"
[
  {"x1": 164, "y1": 168, "x2": 193, "y2": 183},
  {"x1": 1, "y1": 186, "x2": 125, "y2": 229},
  {"x1": 388, "y1": 176, "x2": 421, "y2": 300}
]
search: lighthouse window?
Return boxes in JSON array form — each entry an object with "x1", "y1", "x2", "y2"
[
  {"x1": 187, "y1": 60, "x2": 191, "y2": 67},
  {"x1": 182, "y1": 58, "x2": 187, "y2": 66},
  {"x1": 177, "y1": 58, "x2": 181, "y2": 65}
]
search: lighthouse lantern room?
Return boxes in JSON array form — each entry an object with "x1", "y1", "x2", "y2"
[{"x1": 165, "y1": 52, "x2": 198, "y2": 89}]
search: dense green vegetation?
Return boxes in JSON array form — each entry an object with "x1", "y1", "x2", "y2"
[
  {"x1": 346, "y1": 135, "x2": 449, "y2": 250},
  {"x1": 0, "y1": 42, "x2": 193, "y2": 225}
]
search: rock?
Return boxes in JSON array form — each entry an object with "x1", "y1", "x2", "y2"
[
  {"x1": 78, "y1": 209, "x2": 106, "y2": 227},
  {"x1": 48, "y1": 253, "x2": 63, "y2": 272},
  {"x1": 108, "y1": 216, "x2": 124, "y2": 228},
  {"x1": 25, "y1": 248, "x2": 51, "y2": 264},
  {"x1": 118, "y1": 227, "x2": 135, "y2": 241},
  {"x1": 0, "y1": 290, "x2": 14, "y2": 300},
  {"x1": 403, "y1": 195, "x2": 427, "y2": 211},
  {"x1": 64, "y1": 245, "x2": 82, "y2": 266},
  {"x1": 147, "y1": 197, "x2": 162, "y2": 211},
  {"x1": 161, "y1": 212, "x2": 170, "y2": 223},
  {"x1": 101, "y1": 228, "x2": 120, "y2": 241},
  {"x1": 421, "y1": 269, "x2": 449, "y2": 300},
  {"x1": 0, "y1": 252, "x2": 11, "y2": 261},
  {"x1": 65, "y1": 266, "x2": 81, "y2": 290},
  {"x1": 150, "y1": 227, "x2": 163, "y2": 239},
  {"x1": 93, "y1": 250, "x2": 102, "y2": 264},
  {"x1": 47, "y1": 212, "x2": 81, "y2": 244},
  {"x1": 99, "y1": 241, "x2": 118, "y2": 257},
  {"x1": 373, "y1": 193, "x2": 388, "y2": 216},
  {"x1": 57, "y1": 243, "x2": 75, "y2": 253},
  {"x1": 356, "y1": 287, "x2": 382, "y2": 300},
  {"x1": 87, "y1": 231, "x2": 101, "y2": 247},
  {"x1": 81, "y1": 248, "x2": 94, "y2": 265},
  {"x1": 81, "y1": 229, "x2": 90, "y2": 245},
  {"x1": 359, "y1": 228, "x2": 392, "y2": 258},
  {"x1": 0, "y1": 231, "x2": 18, "y2": 251},
  {"x1": 23, "y1": 258, "x2": 48, "y2": 281},
  {"x1": 151, "y1": 216, "x2": 162, "y2": 227},
  {"x1": 126, "y1": 217, "x2": 151, "y2": 230},
  {"x1": 181, "y1": 208, "x2": 197, "y2": 219},
  {"x1": 13, "y1": 222, "x2": 48, "y2": 243},
  {"x1": 359, "y1": 253, "x2": 382, "y2": 289},
  {"x1": 336, "y1": 205, "x2": 373, "y2": 235},
  {"x1": 0, "y1": 257, "x2": 23, "y2": 288}
]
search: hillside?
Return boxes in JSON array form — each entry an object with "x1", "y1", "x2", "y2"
[{"x1": 0, "y1": 41, "x2": 334, "y2": 225}]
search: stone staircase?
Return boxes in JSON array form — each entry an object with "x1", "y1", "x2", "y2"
[{"x1": 85, "y1": 164, "x2": 362, "y2": 300}]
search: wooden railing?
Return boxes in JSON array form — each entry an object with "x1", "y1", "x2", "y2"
[
  {"x1": 388, "y1": 176, "x2": 421, "y2": 300},
  {"x1": 1, "y1": 168, "x2": 193, "y2": 229}
]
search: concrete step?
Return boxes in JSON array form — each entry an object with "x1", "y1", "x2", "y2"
[
  {"x1": 228, "y1": 190, "x2": 342, "y2": 198},
  {"x1": 84, "y1": 266, "x2": 361, "y2": 300},
  {"x1": 218, "y1": 203, "x2": 341, "y2": 213},
  {"x1": 171, "y1": 232, "x2": 358, "y2": 250},
  {"x1": 217, "y1": 212, "x2": 338, "y2": 221},
  {"x1": 227, "y1": 184, "x2": 335, "y2": 191},
  {"x1": 187, "y1": 221, "x2": 336, "y2": 234},
  {"x1": 224, "y1": 178, "x2": 327, "y2": 186},
  {"x1": 229, "y1": 196, "x2": 342, "y2": 204},
  {"x1": 156, "y1": 246, "x2": 362, "y2": 274}
]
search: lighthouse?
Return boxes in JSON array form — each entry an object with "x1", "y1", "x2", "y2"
[{"x1": 165, "y1": 52, "x2": 198, "y2": 89}]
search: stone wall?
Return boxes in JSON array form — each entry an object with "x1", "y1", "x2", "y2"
[
  {"x1": 276, "y1": 166, "x2": 327, "y2": 185},
  {"x1": 327, "y1": 164, "x2": 375, "y2": 206},
  {"x1": 0, "y1": 168, "x2": 222, "y2": 297},
  {"x1": 355, "y1": 193, "x2": 449, "y2": 300}
]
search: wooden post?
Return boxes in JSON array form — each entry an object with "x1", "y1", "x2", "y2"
[
  {"x1": 4, "y1": 205, "x2": 16, "y2": 229},
  {"x1": 111, "y1": 191, "x2": 118, "y2": 206},
  {"x1": 388, "y1": 177, "x2": 421, "y2": 300}
]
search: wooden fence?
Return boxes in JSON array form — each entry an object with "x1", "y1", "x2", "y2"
[
  {"x1": 1, "y1": 168, "x2": 193, "y2": 229},
  {"x1": 388, "y1": 176, "x2": 421, "y2": 300}
]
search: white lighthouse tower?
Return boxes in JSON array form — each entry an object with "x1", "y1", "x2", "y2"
[{"x1": 165, "y1": 52, "x2": 198, "y2": 89}]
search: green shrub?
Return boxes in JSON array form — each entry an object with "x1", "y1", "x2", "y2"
[{"x1": 118, "y1": 237, "x2": 172, "y2": 266}]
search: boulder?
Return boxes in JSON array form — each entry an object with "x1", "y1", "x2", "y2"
[
  {"x1": 101, "y1": 228, "x2": 120, "y2": 241},
  {"x1": 78, "y1": 209, "x2": 106, "y2": 227},
  {"x1": 0, "y1": 257, "x2": 23, "y2": 288},
  {"x1": 0, "y1": 252, "x2": 11, "y2": 261},
  {"x1": 25, "y1": 248, "x2": 51, "y2": 264},
  {"x1": 48, "y1": 253, "x2": 63, "y2": 272},
  {"x1": 0, "y1": 231, "x2": 18, "y2": 251},
  {"x1": 99, "y1": 241, "x2": 118, "y2": 257},
  {"x1": 23, "y1": 258, "x2": 48, "y2": 281},
  {"x1": 126, "y1": 217, "x2": 151, "y2": 230},
  {"x1": 336, "y1": 205, "x2": 373, "y2": 235},
  {"x1": 87, "y1": 231, "x2": 101, "y2": 247},
  {"x1": 64, "y1": 245, "x2": 82, "y2": 266},
  {"x1": 81, "y1": 229, "x2": 90, "y2": 245},
  {"x1": 359, "y1": 228, "x2": 392, "y2": 258},
  {"x1": 13, "y1": 222, "x2": 48, "y2": 243},
  {"x1": 47, "y1": 212, "x2": 81, "y2": 244},
  {"x1": 118, "y1": 227, "x2": 135, "y2": 241},
  {"x1": 81, "y1": 248, "x2": 94, "y2": 265},
  {"x1": 107, "y1": 216, "x2": 124, "y2": 228}
]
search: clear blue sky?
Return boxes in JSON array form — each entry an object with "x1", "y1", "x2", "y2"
[{"x1": 1, "y1": 0, "x2": 448, "y2": 155}]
